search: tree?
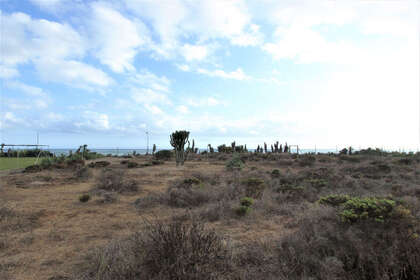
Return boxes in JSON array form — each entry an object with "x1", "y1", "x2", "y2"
[{"x1": 170, "y1": 130, "x2": 190, "y2": 166}]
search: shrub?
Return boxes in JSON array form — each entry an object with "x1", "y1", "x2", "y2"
[
  {"x1": 306, "y1": 178, "x2": 328, "y2": 189},
  {"x1": 94, "y1": 169, "x2": 138, "y2": 194},
  {"x1": 74, "y1": 166, "x2": 91, "y2": 180},
  {"x1": 226, "y1": 155, "x2": 245, "y2": 171},
  {"x1": 87, "y1": 161, "x2": 110, "y2": 168},
  {"x1": 79, "y1": 219, "x2": 233, "y2": 280},
  {"x1": 127, "y1": 161, "x2": 139, "y2": 168},
  {"x1": 241, "y1": 178, "x2": 265, "y2": 199},
  {"x1": 235, "y1": 205, "x2": 251, "y2": 216},
  {"x1": 297, "y1": 154, "x2": 316, "y2": 167},
  {"x1": 154, "y1": 150, "x2": 173, "y2": 161},
  {"x1": 277, "y1": 204, "x2": 420, "y2": 280},
  {"x1": 240, "y1": 197, "x2": 254, "y2": 207},
  {"x1": 318, "y1": 194, "x2": 350, "y2": 207},
  {"x1": 79, "y1": 194, "x2": 90, "y2": 203},
  {"x1": 271, "y1": 169, "x2": 280, "y2": 178},
  {"x1": 339, "y1": 197, "x2": 398, "y2": 223}
]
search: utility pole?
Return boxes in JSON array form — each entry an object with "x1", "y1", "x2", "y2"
[
  {"x1": 36, "y1": 132, "x2": 39, "y2": 148},
  {"x1": 146, "y1": 131, "x2": 149, "y2": 155}
]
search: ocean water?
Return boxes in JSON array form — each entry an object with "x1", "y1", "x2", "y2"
[{"x1": 47, "y1": 148, "x2": 338, "y2": 156}]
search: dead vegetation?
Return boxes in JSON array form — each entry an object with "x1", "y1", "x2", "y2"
[{"x1": 1, "y1": 153, "x2": 420, "y2": 279}]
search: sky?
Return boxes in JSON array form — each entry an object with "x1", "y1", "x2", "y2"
[{"x1": 0, "y1": 0, "x2": 419, "y2": 150}]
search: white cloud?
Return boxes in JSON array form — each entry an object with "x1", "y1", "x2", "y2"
[
  {"x1": 88, "y1": 2, "x2": 150, "y2": 73},
  {"x1": 197, "y1": 68, "x2": 249, "y2": 80},
  {"x1": 187, "y1": 97, "x2": 222, "y2": 107},
  {"x1": 5, "y1": 81, "x2": 51, "y2": 109},
  {"x1": 35, "y1": 59, "x2": 113, "y2": 89},
  {"x1": 75, "y1": 111, "x2": 110, "y2": 131},
  {"x1": 144, "y1": 104, "x2": 163, "y2": 115},
  {"x1": 177, "y1": 64, "x2": 190, "y2": 72},
  {"x1": 181, "y1": 44, "x2": 210, "y2": 62},
  {"x1": 0, "y1": 11, "x2": 112, "y2": 90},
  {"x1": 131, "y1": 88, "x2": 170, "y2": 105},
  {"x1": 176, "y1": 105, "x2": 189, "y2": 114},
  {"x1": 129, "y1": 70, "x2": 171, "y2": 93}
]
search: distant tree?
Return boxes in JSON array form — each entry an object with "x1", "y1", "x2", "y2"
[{"x1": 170, "y1": 130, "x2": 190, "y2": 166}]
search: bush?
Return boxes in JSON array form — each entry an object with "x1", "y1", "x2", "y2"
[
  {"x1": 154, "y1": 150, "x2": 173, "y2": 161},
  {"x1": 240, "y1": 197, "x2": 254, "y2": 207},
  {"x1": 74, "y1": 166, "x2": 91, "y2": 180},
  {"x1": 271, "y1": 169, "x2": 280, "y2": 178},
  {"x1": 79, "y1": 219, "x2": 233, "y2": 280},
  {"x1": 226, "y1": 155, "x2": 245, "y2": 171},
  {"x1": 339, "y1": 197, "x2": 399, "y2": 223},
  {"x1": 241, "y1": 178, "x2": 265, "y2": 199},
  {"x1": 235, "y1": 205, "x2": 251, "y2": 216},
  {"x1": 297, "y1": 154, "x2": 316, "y2": 167},
  {"x1": 277, "y1": 204, "x2": 420, "y2": 280},
  {"x1": 94, "y1": 169, "x2": 138, "y2": 194},
  {"x1": 79, "y1": 194, "x2": 90, "y2": 203},
  {"x1": 318, "y1": 194, "x2": 350, "y2": 207},
  {"x1": 127, "y1": 161, "x2": 139, "y2": 168}
]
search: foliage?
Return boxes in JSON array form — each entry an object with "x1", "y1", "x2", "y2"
[
  {"x1": 318, "y1": 194, "x2": 350, "y2": 207},
  {"x1": 226, "y1": 154, "x2": 245, "y2": 171},
  {"x1": 339, "y1": 197, "x2": 398, "y2": 223},
  {"x1": 79, "y1": 194, "x2": 90, "y2": 203},
  {"x1": 94, "y1": 169, "x2": 138, "y2": 193},
  {"x1": 235, "y1": 205, "x2": 251, "y2": 216},
  {"x1": 170, "y1": 130, "x2": 190, "y2": 166},
  {"x1": 240, "y1": 197, "x2": 254, "y2": 207},
  {"x1": 271, "y1": 169, "x2": 280, "y2": 178},
  {"x1": 154, "y1": 150, "x2": 173, "y2": 160},
  {"x1": 241, "y1": 178, "x2": 265, "y2": 199}
]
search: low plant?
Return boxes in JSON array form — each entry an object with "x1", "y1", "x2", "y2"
[
  {"x1": 271, "y1": 169, "x2": 280, "y2": 178},
  {"x1": 154, "y1": 150, "x2": 173, "y2": 161},
  {"x1": 241, "y1": 178, "x2": 265, "y2": 199},
  {"x1": 226, "y1": 154, "x2": 245, "y2": 171},
  {"x1": 240, "y1": 197, "x2": 254, "y2": 207},
  {"x1": 94, "y1": 169, "x2": 138, "y2": 194},
  {"x1": 79, "y1": 194, "x2": 90, "y2": 203},
  {"x1": 235, "y1": 205, "x2": 251, "y2": 216}
]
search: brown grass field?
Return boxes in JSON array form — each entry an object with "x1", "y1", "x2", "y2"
[{"x1": 1, "y1": 153, "x2": 419, "y2": 280}]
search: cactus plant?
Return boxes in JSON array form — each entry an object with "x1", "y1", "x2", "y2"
[{"x1": 170, "y1": 130, "x2": 190, "y2": 166}]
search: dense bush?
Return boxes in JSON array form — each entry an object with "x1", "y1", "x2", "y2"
[
  {"x1": 241, "y1": 178, "x2": 265, "y2": 199},
  {"x1": 78, "y1": 219, "x2": 233, "y2": 280},
  {"x1": 277, "y1": 204, "x2": 420, "y2": 280},
  {"x1": 154, "y1": 150, "x2": 173, "y2": 161},
  {"x1": 226, "y1": 155, "x2": 245, "y2": 171},
  {"x1": 79, "y1": 194, "x2": 90, "y2": 203},
  {"x1": 94, "y1": 169, "x2": 138, "y2": 194}
]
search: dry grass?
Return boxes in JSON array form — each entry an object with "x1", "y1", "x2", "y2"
[{"x1": 0, "y1": 154, "x2": 419, "y2": 279}]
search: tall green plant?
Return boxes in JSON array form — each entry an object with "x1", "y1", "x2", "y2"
[{"x1": 170, "y1": 130, "x2": 190, "y2": 166}]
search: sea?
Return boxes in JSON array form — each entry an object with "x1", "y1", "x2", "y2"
[{"x1": 47, "y1": 148, "x2": 339, "y2": 156}]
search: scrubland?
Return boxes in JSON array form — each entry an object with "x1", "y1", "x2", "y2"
[{"x1": 1, "y1": 152, "x2": 419, "y2": 280}]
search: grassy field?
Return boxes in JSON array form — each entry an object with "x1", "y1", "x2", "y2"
[{"x1": 0, "y1": 157, "x2": 38, "y2": 170}]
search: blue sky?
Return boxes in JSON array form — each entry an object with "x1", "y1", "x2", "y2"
[{"x1": 0, "y1": 0, "x2": 419, "y2": 150}]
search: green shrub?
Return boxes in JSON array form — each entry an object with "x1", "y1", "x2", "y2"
[
  {"x1": 241, "y1": 178, "x2": 265, "y2": 199},
  {"x1": 318, "y1": 194, "x2": 350, "y2": 207},
  {"x1": 306, "y1": 178, "x2": 328, "y2": 188},
  {"x1": 40, "y1": 158, "x2": 54, "y2": 169},
  {"x1": 240, "y1": 197, "x2": 254, "y2": 207},
  {"x1": 235, "y1": 205, "x2": 251, "y2": 216},
  {"x1": 339, "y1": 197, "x2": 397, "y2": 223},
  {"x1": 154, "y1": 150, "x2": 173, "y2": 160},
  {"x1": 127, "y1": 161, "x2": 139, "y2": 168},
  {"x1": 79, "y1": 194, "x2": 90, "y2": 203},
  {"x1": 271, "y1": 169, "x2": 280, "y2": 178},
  {"x1": 226, "y1": 155, "x2": 245, "y2": 171}
]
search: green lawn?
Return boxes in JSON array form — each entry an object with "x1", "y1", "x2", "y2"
[{"x1": 0, "y1": 157, "x2": 38, "y2": 170}]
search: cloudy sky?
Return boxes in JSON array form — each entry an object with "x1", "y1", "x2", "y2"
[{"x1": 0, "y1": 0, "x2": 419, "y2": 150}]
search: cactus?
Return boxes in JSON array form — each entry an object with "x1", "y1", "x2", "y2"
[
  {"x1": 152, "y1": 144, "x2": 156, "y2": 155},
  {"x1": 279, "y1": 144, "x2": 283, "y2": 153},
  {"x1": 284, "y1": 143, "x2": 289, "y2": 153},
  {"x1": 208, "y1": 144, "x2": 214, "y2": 153},
  {"x1": 170, "y1": 130, "x2": 190, "y2": 166},
  {"x1": 264, "y1": 142, "x2": 267, "y2": 153},
  {"x1": 271, "y1": 144, "x2": 274, "y2": 153}
]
